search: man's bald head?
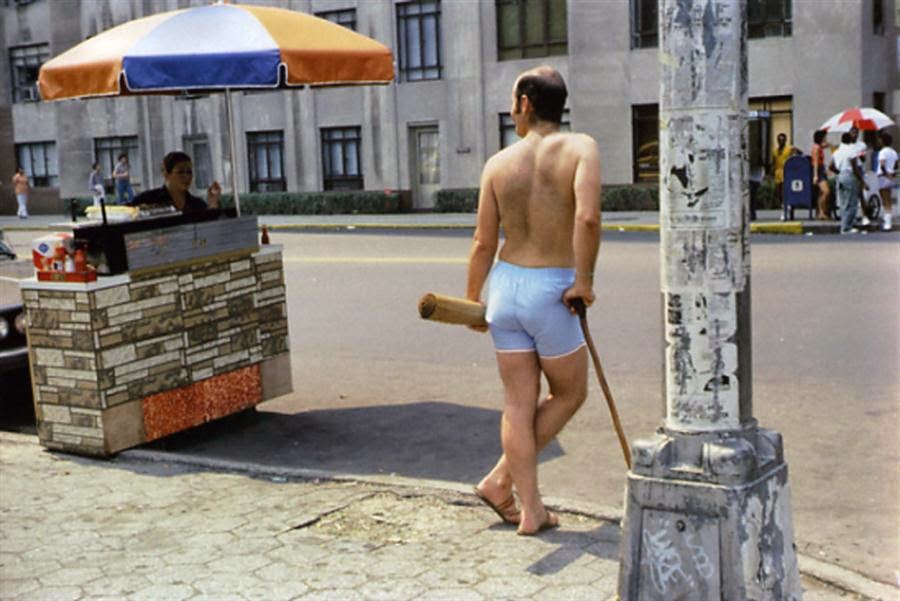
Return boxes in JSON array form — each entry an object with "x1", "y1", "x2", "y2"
[{"x1": 514, "y1": 66, "x2": 568, "y2": 124}]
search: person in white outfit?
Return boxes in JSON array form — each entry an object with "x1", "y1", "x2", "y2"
[
  {"x1": 88, "y1": 162, "x2": 105, "y2": 208},
  {"x1": 876, "y1": 132, "x2": 896, "y2": 231}
]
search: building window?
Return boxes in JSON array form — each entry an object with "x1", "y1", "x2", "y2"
[
  {"x1": 8, "y1": 43, "x2": 49, "y2": 103},
  {"x1": 316, "y1": 8, "x2": 357, "y2": 31},
  {"x1": 321, "y1": 127, "x2": 363, "y2": 191},
  {"x1": 499, "y1": 110, "x2": 570, "y2": 149},
  {"x1": 632, "y1": 105, "x2": 658, "y2": 183},
  {"x1": 630, "y1": 0, "x2": 658, "y2": 49},
  {"x1": 397, "y1": 0, "x2": 442, "y2": 82},
  {"x1": 873, "y1": 0, "x2": 884, "y2": 35},
  {"x1": 247, "y1": 131, "x2": 286, "y2": 192},
  {"x1": 94, "y1": 136, "x2": 141, "y2": 190},
  {"x1": 15, "y1": 142, "x2": 57, "y2": 187},
  {"x1": 748, "y1": 0, "x2": 791, "y2": 39},
  {"x1": 183, "y1": 136, "x2": 213, "y2": 191},
  {"x1": 496, "y1": 0, "x2": 567, "y2": 61}
]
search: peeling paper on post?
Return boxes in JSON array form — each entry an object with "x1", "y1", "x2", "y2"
[
  {"x1": 660, "y1": 111, "x2": 748, "y2": 294},
  {"x1": 664, "y1": 291, "x2": 740, "y2": 431}
]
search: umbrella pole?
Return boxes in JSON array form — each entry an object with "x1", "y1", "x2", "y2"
[{"x1": 225, "y1": 88, "x2": 241, "y2": 216}]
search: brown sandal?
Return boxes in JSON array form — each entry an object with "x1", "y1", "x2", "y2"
[
  {"x1": 473, "y1": 486, "x2": 520, "y2": 525},
  {"x1": 516, "y1": 510, "x2": 560, "y2": 536}
]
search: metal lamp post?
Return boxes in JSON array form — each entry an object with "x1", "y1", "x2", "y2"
[{"x1": 617, "y1": 1, "x2": 802, "y2": 598}]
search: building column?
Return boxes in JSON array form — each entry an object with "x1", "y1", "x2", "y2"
[{"x1": 617, "y1": 1, "x2": 801, "y2": 598}]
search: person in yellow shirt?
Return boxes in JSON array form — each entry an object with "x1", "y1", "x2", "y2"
[{"x1": 771, "y1": 132, "x2": 795, "y2": 220}]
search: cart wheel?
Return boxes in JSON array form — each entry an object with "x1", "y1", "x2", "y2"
[{"x1": 864, "y1": 194, "x2": 882, "y2": 220}]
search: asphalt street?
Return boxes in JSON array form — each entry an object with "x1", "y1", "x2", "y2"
[{"x1": 1, "y1": 222, "x2": 897, "y2": 595}]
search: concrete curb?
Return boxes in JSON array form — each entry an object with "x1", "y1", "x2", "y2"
[{"x1": 116, "y1": 445, "x2": 897, "y2": 599}]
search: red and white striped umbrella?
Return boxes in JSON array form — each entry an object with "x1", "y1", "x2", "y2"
[{"x1": 819, "y1": 107, "x2": 894, "y2": 133}]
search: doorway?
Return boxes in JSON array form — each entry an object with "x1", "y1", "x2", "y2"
[{"x1": 410, "y1": 126, "x2": 440, "y2": 210}]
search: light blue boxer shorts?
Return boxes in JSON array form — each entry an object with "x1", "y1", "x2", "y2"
[{"x1": 485, "y1": 260, "x2": 585, "y2": 359}]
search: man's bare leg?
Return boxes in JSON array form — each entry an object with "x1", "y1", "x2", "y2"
[
  {"x1": 477, "y1": 348, "x2": 588, "y2": 529},
  {"x1": 490, "y1": 351, "x2": 542, "y2": 531}
]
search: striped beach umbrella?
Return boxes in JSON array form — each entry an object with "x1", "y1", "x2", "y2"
[
  {"x1": 38, "y1": 1, "x2": 395, "y2": 213},
  {"x1": 819, "y1": 107, "x2": 894, "y2": 133}
]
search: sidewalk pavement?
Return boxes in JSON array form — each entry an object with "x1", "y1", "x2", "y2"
[
  {"x1": 1, "y1": 431, "x2": 891, "y2": 601},
  {"x1": 1, "y1": 209, "x2": 896, "y2": 235}
]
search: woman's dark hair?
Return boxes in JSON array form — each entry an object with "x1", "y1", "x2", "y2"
[
  {"x1": 880, "y1": 132, "x2": 893, "y2": 146},
  {"x1": 841, "y1": 132, "x2": 853, "y2": 144},
  {"x1": 515, "y1": 70, "x2": 568, "y2": 124},
  {"x1": 162, "y1": 151, "x2": 192, "y2": 174},
  {"x1": 117, "y1": 153, "x2": 127, "y2": 161},
  {"x1": 813, "y1": 130, "x2": 826, "y2": 144},
  {"x1": 92, "y1": 161, "x2": 100, "y2": 170}
]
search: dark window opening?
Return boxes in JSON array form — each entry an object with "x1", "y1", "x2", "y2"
[
  {"x1": 183, "y1": 136, "x2": 213, "y2": 191},
  {"x1": 9, "y1": 43, "x2": 49, "y2": 103},
  {"x1": 16, "y1": 141, "x2": 58, "y2": 187},
  {"x1": 94, "y1": 136, "x2": 141, "y2": 190},
  {"x1": 630, "y1": 0, "x2": 658, "y2": 49},
  {"x1": 632, "y1": 105, "x2": 659, "y2": 183},
  {"x1": 397, "y1": 1, "x2": 442, "y2": 82},
  {"x1": 316, "y1": 8, "x2": 357, "y2": 31},
  {"x1": 748, "y1": 0, "x2": 792, "y2": 39},
  {"x1": 321, "y1": 127, "x2": 363, "y2": 191},
  {"x1": 496, "y1": 0, "x2": 567, "y2": 61},
  {"x1": 873, "y1": 0, "x2": 884, "y2": 35},
  {"x1": 247, "y1": 131, "x2": 286, "y2": 192}
]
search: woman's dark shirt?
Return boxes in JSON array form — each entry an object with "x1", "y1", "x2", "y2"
[{"x1": 130, "y1": 186, "x2": 208, "y2": 212}]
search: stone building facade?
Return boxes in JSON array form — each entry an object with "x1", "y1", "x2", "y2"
[{"x1": 1, "y1": 0, "x2": 896, "y2": 213}]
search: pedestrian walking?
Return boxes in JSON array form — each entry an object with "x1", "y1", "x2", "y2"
[
  {"x1": 11, "y1": 167, "x2": 29, "y2": 219},
  {"x1": 771, "y1": 132, "x2": 795, "y2": 220},
  {"x1": 830, "y1": 132, "x2": 865, "y2": 234},
  {"x1": 811, "y1": 130, "x2": 831, "y2": 220},
  {"x1": 88, "y1": 162, "x2": 105, "y2": 208},
  {"x1": 848, "y1": 127, "x2": 872, "y2": 226},
  {"x1": 876, "y1": 131, "x2": 896, "y2": 230},
  {"x1": 466, "y1": 66, "x2": 601, "y2": 535},
  {"x1": 113, "y1": 154, "x2": 134, "y2": 204}
]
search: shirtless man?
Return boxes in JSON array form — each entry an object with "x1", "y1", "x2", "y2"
[{"x1": 466, "y1": 66, "x2": 601, "y2": 535}]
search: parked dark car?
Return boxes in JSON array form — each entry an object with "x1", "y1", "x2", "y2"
[{"x1": 0, "y1": 231, "x2": 33, "y2": 418}]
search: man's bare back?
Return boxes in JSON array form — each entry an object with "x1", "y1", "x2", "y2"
[{"x1": 485, "y1": 131, "x2": 600, "y2": 268}]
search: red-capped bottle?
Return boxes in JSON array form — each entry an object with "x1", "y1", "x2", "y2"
[{"x1": 74, "y1": 248, "x2": 87, "y2": 273}]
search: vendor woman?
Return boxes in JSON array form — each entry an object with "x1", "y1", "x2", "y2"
[{"x1": 130, "y1": 151, "x2": 221, "y2": 212}]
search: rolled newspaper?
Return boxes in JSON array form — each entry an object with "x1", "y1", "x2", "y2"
[{"x1": 418, "y1": 293, "x2": 487, "y2": 327}]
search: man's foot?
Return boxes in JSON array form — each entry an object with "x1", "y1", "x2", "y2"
[
  {"x1": 517, "y1": 510, "x2": 560, "y2": 536},
  {"x1": 860, "y1": 216, "x2": 871, "y2": 227},
  {"x1": 473, "y1": 485, "x2": 519, "y2": 525}
]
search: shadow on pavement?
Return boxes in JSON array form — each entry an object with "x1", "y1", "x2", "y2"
[
  {"x1": 138, "y1": 401, "x2": 567, "y2": 484},
  {"x1": 527, "y1": 523, "x2": 622, "y2": 572}
]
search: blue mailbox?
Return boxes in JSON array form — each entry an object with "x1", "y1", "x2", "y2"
[{"x1": 783, "y1": 155, "x2": 814, "y2": 220}]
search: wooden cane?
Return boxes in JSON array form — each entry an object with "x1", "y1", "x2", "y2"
[{"x1": 569, "y1": 298, "x2": 632, "y2": 470}]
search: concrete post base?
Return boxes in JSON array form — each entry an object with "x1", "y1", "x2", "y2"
[{"x1": 617, "y1": 424, "x2": 802, "y2": 600}]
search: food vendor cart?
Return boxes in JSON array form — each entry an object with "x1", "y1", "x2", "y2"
[{"x1": 19, "y1": 211, "x2": 291, "y2": 456}]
